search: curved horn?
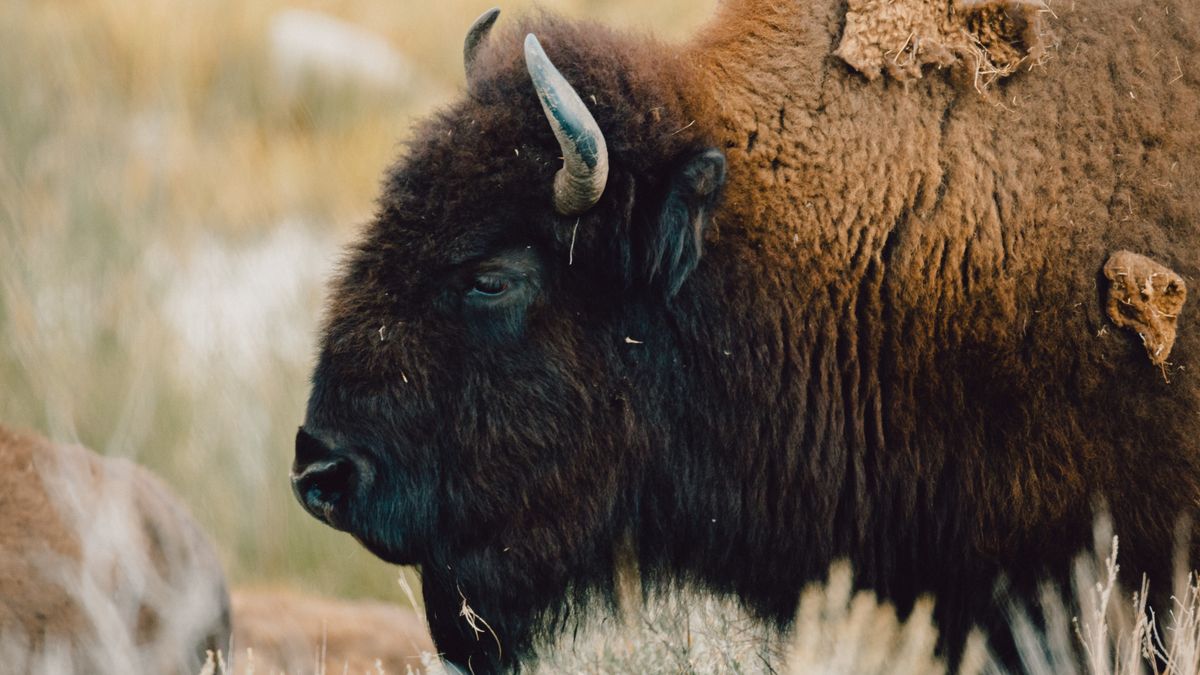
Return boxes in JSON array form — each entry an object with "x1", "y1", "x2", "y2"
[
  {"x1": 523, "y1": 34, "x2": 609, "y2": 216},
  {"x1": 463, "y1": 8, "x2": 500, "y2": 80}
]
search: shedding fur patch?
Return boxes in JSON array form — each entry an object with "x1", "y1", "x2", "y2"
[
  {"x1": 835, "y1": 0, "x2": 1052, "y2": 88},
  {"x1": 1103, "y1": 251, "x2": 1187, "y2": 367}
]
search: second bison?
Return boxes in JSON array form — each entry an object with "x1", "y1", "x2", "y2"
[{"x1": 0, "y1": 426, "x2": 230, "y2": 674}]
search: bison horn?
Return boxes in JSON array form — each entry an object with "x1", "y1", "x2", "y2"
[
  {"x1": 463, "y1": 8, "x2": 500, "y2": 81},
  {"x1": 524, "y1": 34, "x2": 609, "y2": 216}
]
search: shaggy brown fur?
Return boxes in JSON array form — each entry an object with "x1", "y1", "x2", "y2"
[
  {"x1": 296, "y1": 0, "x2": 1200, "y2": 670},
  {"x1": 230, "y1": 588, "x2": 433, "y2": 674},
  {"x1": 0, "y1": 425, "x2": 230, "y2": 673}
]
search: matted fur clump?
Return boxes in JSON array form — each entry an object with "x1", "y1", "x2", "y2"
[
  {"x1": 835, "y1": 0, "x2": 1053, "y2": 87},
  {"x1": 1103, "y1": 251, "x2": 1188, "y2": 368}
]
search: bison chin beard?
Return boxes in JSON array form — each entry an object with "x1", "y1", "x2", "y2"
[{"x1": 350, "y1": 531, "x2": 416, "y2": 566}]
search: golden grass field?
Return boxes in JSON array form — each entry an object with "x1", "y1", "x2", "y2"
[{"x1": 6, "y1": 0, "x2": 1200, "y2": 672}]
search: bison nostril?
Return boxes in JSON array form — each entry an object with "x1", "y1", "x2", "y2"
[{"x1": 292, "y1": 457, "x2": 357, "y2": 523}]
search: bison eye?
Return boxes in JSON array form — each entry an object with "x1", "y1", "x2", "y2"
[
  {"x1": 470, "y1": 274, "x2": 510, "y2": 297},
  {"x1": 458, "y1": 249, "x2": 540, "y2": 333}
]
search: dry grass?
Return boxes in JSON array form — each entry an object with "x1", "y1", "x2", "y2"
[{"x1": 358, "y1": 529, "x2": 1200, "y2": 674}]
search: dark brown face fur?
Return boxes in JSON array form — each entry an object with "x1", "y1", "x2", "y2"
[{"x1": 296, "y1": 16, "x2": 723, "y2": 637}]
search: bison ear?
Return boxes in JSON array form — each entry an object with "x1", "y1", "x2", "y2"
[{"x1": 641, "y1": 148, "x2": 726, "y2": 298}]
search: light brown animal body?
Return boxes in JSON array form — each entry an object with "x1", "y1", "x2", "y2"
[
  {"x1": 229, "y1": 588, "x2": 432, "y2": 674},
  {"x1": 0, "y1": 425, "x2": 231, "y2": 674}
]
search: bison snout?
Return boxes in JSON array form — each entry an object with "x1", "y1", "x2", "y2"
[{"x1": 292, "y1": 428, "x2": 373, "y2": 529}]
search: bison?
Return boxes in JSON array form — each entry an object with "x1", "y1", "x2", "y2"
[
  {"x1": 291, "y1": 0, "x2": 1200, "y2": 671},
  {"x1": 0, "y1": 425, "x2": 231, "y2": 673}
]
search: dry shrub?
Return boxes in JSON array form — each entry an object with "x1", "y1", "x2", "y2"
[{"x1": 456, "y1": 520, "x2": 1200, "y2": 674}]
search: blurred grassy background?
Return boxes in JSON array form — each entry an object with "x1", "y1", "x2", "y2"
[{"x1": 0, "y1": 0, "x2": 715, "y2": 603}]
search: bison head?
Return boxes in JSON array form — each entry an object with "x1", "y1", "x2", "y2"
[{"x1": 291, "y1": 11, "x2": 725, "y2": 668}]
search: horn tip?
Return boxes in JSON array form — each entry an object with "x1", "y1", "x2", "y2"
[
  {"x1": 524, "y1": 33, "x2": 542, "y2": 54},
  {"x1": 524, "y1": 33, "x2": 553, "y2": 80},
  {"x1": 465, "y1": 8, "x2": 502, "y2": 74},
  {"x1": 476, "y1": 7, "x2": 501, "y2": 28}
]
